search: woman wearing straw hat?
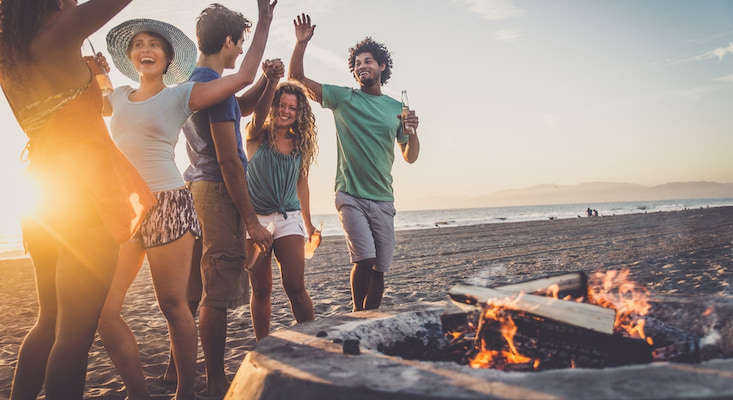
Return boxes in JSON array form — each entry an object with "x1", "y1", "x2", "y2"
[
  {"x1": 97, "y1": 2, "x2": 275, "y2": 399},
  {"x1": 0, "y1": 0, "x2": 156, "y2": 399}
]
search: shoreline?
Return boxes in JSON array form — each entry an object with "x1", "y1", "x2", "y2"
[
  {"x1": 1, "y1": 206, "x2": 732, "y2": 398},
  {"x1": 2, "y1": 202, "x2": 732, "y2": 262}
]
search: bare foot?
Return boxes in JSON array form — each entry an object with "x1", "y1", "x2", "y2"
[{"x1": 161, "y1": 357, "x2": 177, "y2": 385}]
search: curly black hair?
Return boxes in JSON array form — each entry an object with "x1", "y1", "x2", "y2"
[
  {"x1": 0, "y1": 0, "x2": 60, "y2": 86},
  {"x1": 348, "y1": 37, "x2": 393, "y2": 85}
]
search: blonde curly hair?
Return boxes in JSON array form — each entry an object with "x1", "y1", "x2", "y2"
[{"x1": 263, "y1": 81, "x2": 318, "y2": 174}]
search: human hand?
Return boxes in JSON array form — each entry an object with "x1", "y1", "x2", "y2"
[
  {"x1": 264, "y1": 58, "x2": 285, "y2": 81},
  {"x1": 249, "y1": 223, "x2": 274, "y2": 255},
  {"x1": 399, "y1": 110, "x2": 419, "y2": 135},
  {"x1": 258, "y1": 0, "x2": 277, "y2": 22},
  {"x1": 84, "y1": 52, "x2": 110, "y2": 74},
  {"x1": 293, "y1": 13, "x2": 316, "y2": 43},
  {"x1": 96, "y1": 53, "x2": 111, "y2": 74},
  {"x1": 305, "y1": 222, "x2": 316, "y2": 239}
]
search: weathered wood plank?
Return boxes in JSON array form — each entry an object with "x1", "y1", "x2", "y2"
[
  {"x1": 449, "y1": 284, "x2": 616, "y2": 334},
  {"x1": 495, "y1": 271, "x2": 587, "y2": 298}
]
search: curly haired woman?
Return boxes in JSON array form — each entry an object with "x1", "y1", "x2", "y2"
[{"x1": 245, "y1": 73, "x2": 318, "y2": 340}]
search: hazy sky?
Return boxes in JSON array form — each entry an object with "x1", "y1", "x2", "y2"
[{"x1": 1, "y1": 0, "x2": 732, "y2": 234}]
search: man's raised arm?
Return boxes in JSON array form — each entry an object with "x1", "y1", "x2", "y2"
[{"x1": 288, "y1": 13, "x2": 322, "y2": 103}]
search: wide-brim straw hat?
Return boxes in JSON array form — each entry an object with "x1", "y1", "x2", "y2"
[{"x1": 106, "y1": 18, "x2": 196, "y2": 86}]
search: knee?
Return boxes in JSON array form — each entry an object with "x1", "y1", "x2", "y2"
[
  {"x1": 354, "y1": 258, "x2": 376, "y2": 272},
  {"x1": 98, "y1": 301, "x2": 125, "y2": 331},
  {"x1": 34, "y1": 309, "x2": 57, "y2": 330},
  {"x1": 29, "y1": 318, "x2": 57, "y2": 342},
  {"x1": 96, "y1": 314, "x2": 115, "y2": 336},
  {"x1": 97, "y1": 310, "x2": 114, "y2": 330},
  {"x1": 157, "y1": 296, "x2": 191, "y2": 321},
  {"x1": 251, "y1": 285, "x2": 272, "y2": 300},
  {"x1": 283, "y1": 282, "x2": 307, "y2": 299}
]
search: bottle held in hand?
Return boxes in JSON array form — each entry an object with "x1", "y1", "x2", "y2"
[
  {"x1": 244, "y1": 222, "x2": 275, "y2": 272},
  {"x1": 400, "y1": 90, "x2": 414, "y2": 134},
  {"x1": 83, "y1": 39, "x2": 113, "y2": 96},
  {"x1": 304, "y1": 222, "x2": 324, "y2": 260}
]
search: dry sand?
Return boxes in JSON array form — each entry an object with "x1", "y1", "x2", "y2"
[{"x1": 1, "y1": 206, "x2": 732, "y2": 399}]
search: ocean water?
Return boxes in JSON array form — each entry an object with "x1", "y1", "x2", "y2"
[
  {"x1": 307, "y1": 197, "x2": 733, "y2": 237},
  {"x1": 2, "y1": 197, "x2": 732, "y2": 259}
]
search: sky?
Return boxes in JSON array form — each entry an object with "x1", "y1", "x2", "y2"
[{"x1": 1, "y1": 0, "x2": 733, "y2": 236}]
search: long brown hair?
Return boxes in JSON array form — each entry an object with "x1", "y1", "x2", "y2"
[
  {"x1": 0, "y1": 0, "x2": 60, "y2": 86},
  {"x1": 263, "y1": 81, "x2": 318, "y2": 175}
]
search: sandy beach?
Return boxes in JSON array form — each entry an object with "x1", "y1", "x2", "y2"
[{"x1": 1, "y1": 206, "x2": 732, "y2": 399}]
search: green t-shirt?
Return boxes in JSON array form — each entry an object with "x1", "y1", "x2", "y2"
[{"x1": 321, "y1": 84, "x2": 409, "y2": 202}]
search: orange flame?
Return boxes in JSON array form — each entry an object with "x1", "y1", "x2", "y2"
[
  {"x1": 539, "y1": 284, "x2": 561, "y2": 299},
  {"x1": 468, "y1": 297, "x2": 535, "y2": 369},
  {"x1": 588, "y1": 268, "x2": 651, "y2": 340},
  {"x1": 458, "y1": 269, "x2": 654, "y2": 370}
]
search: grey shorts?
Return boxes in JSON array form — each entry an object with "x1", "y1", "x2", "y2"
[
  {"x1": 335, "y1": 191, "x2": 396, "y2": 273},
  {"x1": 133, "y1": 187, "x2": 201, "y2": 248},
  {"x1": 188, "y1": 181, "x2": 249, "y2": 309}
]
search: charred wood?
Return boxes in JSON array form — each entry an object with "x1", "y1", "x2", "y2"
[{"x1": 472, "y1": 309, "x2": 653, "y2": 370}]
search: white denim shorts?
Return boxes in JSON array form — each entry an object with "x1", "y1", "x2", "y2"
[{"x1": 247, "y1": 210, "x2": 307, "y2": 240}]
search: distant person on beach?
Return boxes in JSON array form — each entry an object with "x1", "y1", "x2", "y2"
[
  {"x1": 245, "y1": 77, "x2": 318, "y2": 339},
  {"x1": 289, "y1": 14, "x2": 420, "y2": 311},
  {"x1": 170, "y1": 3, "x2": 276, "y2": 397},
  {"x1": 587, "y1": 208, "x2": 593, "y2": 217},
  {"x1": 0, "y1": 1, "x2": 155, "y2": 399},
  {"x1": 97, "y1": 4, "x2": 275, "y2": 399}
]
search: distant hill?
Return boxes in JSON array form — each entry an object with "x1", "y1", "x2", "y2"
[{"x1": 400, "y1": 181, "x2": 733, "y2": 210}]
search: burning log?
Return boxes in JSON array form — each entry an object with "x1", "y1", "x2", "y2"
[
  {"x1": 493, "y1": 271, "x2": 588, "y2": 299},
  {"x1": 471, "y1": 308, "x2": 653, "y2": 370},
  {"x1": 441, "y1": 297, "x2": 482, "y2": 334},
  {"x1": 440, "y1": 271, "x2": 588, "y2": 333},
  {"x1": 442, "y1": 271, "x2": 701, "y2": 371},
  {"x1": 643, "y1": 315, "x2": 701, "y2": 363},
  {"x1": 442, "y1": 271, "x2": 592, "y2": 334},
  {"x1": 448, "y1": 284, "x2": 616, "y2": 334}
]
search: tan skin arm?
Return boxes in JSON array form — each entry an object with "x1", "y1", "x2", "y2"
[
  {"x1": 236, "y1": 74, "x2": 267, "y2": 117},
  {"x1": 239, "y1": 59, "x2": 285, "y2": 249},
  {"x1": 245, "y1": 60, "x2": 284, "y2": 158},
  {"x1": 399, "y1": 131, "x2": 420, "y2": 163},
  {"x1": 238, "y1": 58, "x2": 283, "y2": 116},
  {"x1": 236, "y1": 72, "x2": 267, "y2": 117},
  {"x1": 297, "y1": 169, "x2": 316, "y2": 238},
  {"x1": 187, "y1": 0, "x2": 277, "y2": 112},
  {"x1": 12, "y1": 0, "x2": 131, "y2": 108},
  {"x1": 289, "y1": 13, "x2": 420, "y2": 164},
  {"x1": 210, "y1": 120, "x2": 272, "y2": 250},
  {"x1": 399, "y1": 111, "x2": 420, "y2": 163},
  {"x1": 288, "y1": 13, "x2": 322, "y2": 103},
  {"x1": 103, "y1": 0, "x2": 276, "y2": 117},
  {"x1": 98, "y1": 54, "x2": 114, "y2": 115}
]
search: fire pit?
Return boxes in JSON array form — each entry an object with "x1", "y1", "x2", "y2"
[
  {"x1": 442, "y1": 270, "x2": 702, "y2": 371},
  {"x1": 225, "y1": 301, "x2": 733, "y2": 400}
]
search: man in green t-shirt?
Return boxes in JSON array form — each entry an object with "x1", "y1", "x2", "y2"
[{"x1": 289, "y1": 14, "x2": 421, "y2": 311}]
